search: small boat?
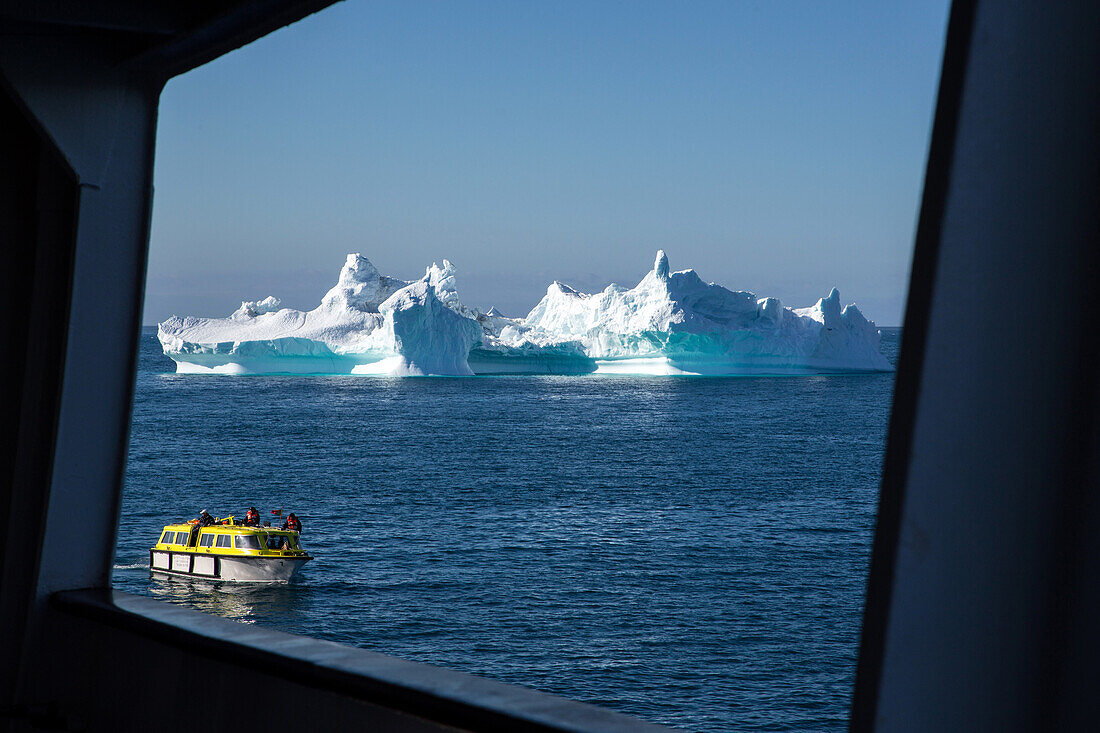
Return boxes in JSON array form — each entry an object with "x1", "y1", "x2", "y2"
[{"x1": 150, "y1": 517, "x2": 312, "y2": 582}]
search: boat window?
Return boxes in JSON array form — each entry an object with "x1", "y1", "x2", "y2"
[
  {"x1": 215, "y1": 535, "x2": 231, "y2": 548},
  {"x1": 174, "y1": 531, "x2": 190, "y2": 545},
  {"x1": 235, "y1": 535, "x2": 261, "y2": 550},
  {"x1": 199, "y1": 534, "x2": 214, "y2": 547},
  {"x1": 160, "y1": 531, "x2": 173, "y2": 544}
]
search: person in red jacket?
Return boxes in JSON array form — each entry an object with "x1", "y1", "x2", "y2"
[
  {"x1": 244, "y1": 506, "x2": 260, "y2": 526},
  {"x1": 281, "y1": 513, "x2": 302, "y2": 533}
]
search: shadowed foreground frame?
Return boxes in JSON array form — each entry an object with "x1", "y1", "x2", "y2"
[{"x1": 2, "y1": 1, "x2": 1099, "y2": 731}]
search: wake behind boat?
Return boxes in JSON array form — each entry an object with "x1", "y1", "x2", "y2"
[{"x1": 150, "y1": 514, "x2": 311, "y2": 582}]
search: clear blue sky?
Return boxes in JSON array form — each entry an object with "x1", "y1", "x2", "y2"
[{"x1": 145, "y1": 0, "x2": 951, "y2": 326}]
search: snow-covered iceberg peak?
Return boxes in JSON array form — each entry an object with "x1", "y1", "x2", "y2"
[
  {"x1": 523, "y1": 250, "x2": 758, "y2": 341},
  {"x1": 230, "y1": 296, "x2": 281, "y2": 321},
  {"x1": 654, "y1": 249, "x2": 670, "y2": 280},
  {"x1": 798, "y1": 287, "x2": 843, "y2": 325},
  {"x1": 792, "y1": 287, "x2": 887, "y2": 369},
  {"x1": 424, "y1": 259, "x2": 471, "y2": 317},
  {"x1": 320, "y1": 253, "x2": 406, "y2": 312}
]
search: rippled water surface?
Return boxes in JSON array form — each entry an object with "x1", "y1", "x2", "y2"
[{"x1": 114, "y1": 329, "x2": 900, "y2": 731}]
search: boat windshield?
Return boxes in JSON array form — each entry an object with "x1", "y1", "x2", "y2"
[
  {"x1": 265, "y1": 530, "x2": 299, "y2": 548},
  {"x1": 234, "y1": 535, "x2": 261, "y2": 550}
]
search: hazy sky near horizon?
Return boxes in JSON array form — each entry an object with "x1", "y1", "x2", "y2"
[{"x1": 145, "y1": 0, "x2": 950, "y2": 326}]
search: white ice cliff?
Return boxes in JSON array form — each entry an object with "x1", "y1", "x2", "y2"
[{"x1": 158, "y1": 251, "x2": 893, "y2": 376}]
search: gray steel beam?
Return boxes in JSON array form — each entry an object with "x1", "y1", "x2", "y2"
[{"x1": 853, "y1": 1, "x2": 1100, "y2": 730}]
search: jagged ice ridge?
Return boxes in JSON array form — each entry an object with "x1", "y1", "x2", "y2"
[{"x1": 158, "y1": 251, "x2": 893, "y2": 376}]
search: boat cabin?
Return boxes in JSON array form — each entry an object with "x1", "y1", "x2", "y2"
[{"x1": 155, "y1": 525, "x2": 303, "y2": 552}]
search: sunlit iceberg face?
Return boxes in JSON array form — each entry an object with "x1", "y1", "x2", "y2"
[{"x1": 158, "y1": 251, "x2": 893, "y2": 377}]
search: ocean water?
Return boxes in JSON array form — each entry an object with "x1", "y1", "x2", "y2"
[{"x1": 114, "y1": 328, "x2": 900, "y2": 732}]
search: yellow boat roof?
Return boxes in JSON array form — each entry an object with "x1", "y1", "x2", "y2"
[{"x1": 160, "y1": 522, "x2": 296, "y2": 534}]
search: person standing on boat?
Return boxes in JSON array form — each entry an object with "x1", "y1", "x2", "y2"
[
  {"x1": 244, "y1": 506, "x2": 260, "y2": 526},
  {"x1": 198, "y1": 510, "x2": 215, "y2": 527},
  {"x1": 282, "y1": 513, "x2": 302, "y2": 533}
]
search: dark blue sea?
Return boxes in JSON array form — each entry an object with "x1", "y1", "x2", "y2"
[{"x1": 113, "y1": 328, "x2": 900, "y2": 732}]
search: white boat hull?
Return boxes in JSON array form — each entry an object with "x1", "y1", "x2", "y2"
[
  {"x1": 150, "y1": 550, "x2": 310, "y2": 582},
  {"x1": 217, "y1": 556, "x2": 310, "y2": 582}
]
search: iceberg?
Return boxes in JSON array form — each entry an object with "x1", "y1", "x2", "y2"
[{"x1": 158, "y1": 251, "x2": 893, "y2": 376}]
